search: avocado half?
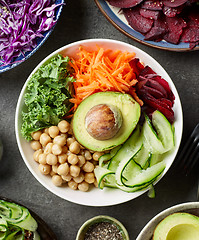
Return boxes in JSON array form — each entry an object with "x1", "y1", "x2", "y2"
[
  {"x1": 72, "y1": 91, "x2": 141, "y2": 152},
  {"x1": 153, "y1": 212, "x2": 199, "y2": 240}
]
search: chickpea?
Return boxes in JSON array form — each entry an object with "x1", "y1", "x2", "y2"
[
  {"x1": 77, "y1": 155, "x2": 86, "y2": 167},
  {"x1": 30, "y1": 140, "x2": 41, "y2": 151},
  {"x1": 69, "y1": 141, "x2": 80, "y2": 154},
  {"x1": 62, "y1": 146, "x2": 68, "y2": 154},
  {"x1": 58, "y1": 120, "x2": 70, "y2": 133},
  {"x1": 44, "y1": 142, "x2": 53, "y2": 154},
  {"x1": 43, "y1": 128, "x2": 49, "y2": 134},
  {"x1": 82, "y1": 161, "x2": 94, "y2": 173},
  {"x1": 53, "y1": 135, "x2": 66, "y2": 147},
  {"x1": 84, "y1": 172, "x2": 95, "y2": 184},
  {"x1": 60, "y1": 133, "x2": 68, "y2": 139},
  {"x1": 57, "y1": 163, "x2": 69, "y2": 176},
  {"x1": 50, "y1": 170, "x2": 56, "y2": 177},
  {"x1": 93, "y1": 179, "x2": 98, "y2": 188},
  {"x1": 68, "y1": 180, "x2": 78, "y2": 190},
  {"x1": 68, "y1": 126, "x2": 73, "y2": 135},
  {"x1": 52, "y1": 164, "x2": 59, "y2": 173},
  {"x1": 31, "y1": 131, "x2": 42, "y2": 141},
  {"x1": 73, "y1": 172, "x2": 84, "y2": 183},
  {"x1": 49, "y1": 126, "x2": 59, "y2": 138},
  {"x1": 68, "y1": 153, "x2": 78, "y2": 165},
  {"x1": 78, "y1": 181, "x2": 89, "y2": 192},
  {"x1": 70, "y1": 165, "x2": 80, "y2": 178},
  {"x1": 93, "y1": 152, "x2": 104, "y2": 161},
  {"x1": 33, "y1": 149, "x2": 43, "y2": 162},
  {"x1": 52, "y1": 175, "x2": 63, "y2": 186},
  {"x1": 66, "y1": 138, "x2": 75, "y2": 147},
  {"x1": 61, "y1": 174, "x2": 72, "y2": 182},
  {"x1": 38, "y1": 153, "x2": 47, "y2": 165},
  {"x1": 39, "y1": 164, "x2": 51, "y2": 175},
  {"x1": 40, "y1": 133, "x2": 51, "y2": 146},
  {"x1": 46, "y1": 153, "x2": 58, "y2": 165},
  {"x1": 58, "y1": 153, "x2": 67, "y2": 164},
  {"x1": 84, "y1": 150, "x2": 92, "y2": 160},
  {"x1": 52, "y1": 144, "x2": 62, "y2": 155}
]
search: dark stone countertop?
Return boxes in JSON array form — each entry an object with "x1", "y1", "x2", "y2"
[{"x1": 0, "y1": 1, "x2": 199, "y2": 239}]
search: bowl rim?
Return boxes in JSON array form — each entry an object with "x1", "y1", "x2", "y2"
[
  {"x1": 94, "y1": 0, "x2": 199, "y2": 52},
  {"x1": 15, "y1": 38, "x2": 183, "y2": 206},
  {"x1": 75, "y1": 215, "x2": 129, "y2": 240},
  {"x1": 136, "y1": 201, "x2": 199, "y2": 240}
]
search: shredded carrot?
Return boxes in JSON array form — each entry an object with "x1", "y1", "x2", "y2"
[{"x1": 69, "y1": 46, "x2": 143, "y2": 109}]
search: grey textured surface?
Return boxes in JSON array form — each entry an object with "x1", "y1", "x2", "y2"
[{"x1": 0, "y1": 1, "x2": 199, "y2": 239}]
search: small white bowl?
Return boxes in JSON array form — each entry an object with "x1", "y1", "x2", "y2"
[
  {"x1": 15, "y1": 39, "x2": 183, "y2": 206},
  {"x1": 136, "y1": 202, "x2": 199, "y2": 240}
]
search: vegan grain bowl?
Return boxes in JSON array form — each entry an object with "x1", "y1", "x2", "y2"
[{"x1": 15, "y1": 39, "x2": 183, "y2": 206}]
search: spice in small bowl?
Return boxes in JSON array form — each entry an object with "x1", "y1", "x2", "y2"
[{"x1": 76, "y1": 215, "x2": 129, "y2": 240}]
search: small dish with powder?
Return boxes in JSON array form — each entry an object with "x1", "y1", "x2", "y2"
[{"x1": 76, "y1": 215, "x2": 129, "y2": 240}]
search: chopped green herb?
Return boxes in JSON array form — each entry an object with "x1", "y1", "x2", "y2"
[{"x1": 21, "y1": 54, "x2": 75, "y2": 141}]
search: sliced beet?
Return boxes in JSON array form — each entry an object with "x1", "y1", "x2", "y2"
[
  {"x1": 107, "y1": 0, "x2": 144, "y2": 8},
  {"x1": 163, "y1": 16, "x2": 187, "y2": 44},
  {"x1": 140, "y1": 8, "x2": 160, "y2": 20},
  {"x1": 162, "y1": 0, "x2": 188, "y2": 7},
  {"x1": 129, "y1": 58, "x2": 145, "y2": 77},
  {"x1": 144, "y1": 18, "x2": 168, "y2": 41},
  {"x1": 139, "y1": 92, "x2": 175, "y2": 123},
  {"x1": 141, "y1": 0, "x2": 163, "y2": 10},
  {"x1": 181, "y1": 26, "x2": 199, "y2": 43},
  {"x1": 123, "y1": 7, "x2": 154, "y2": 34},
  {"x1": 162, "y1": 5, "x2": 184, "y2": 17},
  {"x1": 139, "y1": 66, "x2": 156, "y2": 76},
  {"x1": 141, "y1": 85, "x2": 166, "y2": 98}
]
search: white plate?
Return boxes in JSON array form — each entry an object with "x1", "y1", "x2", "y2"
[
  {"x1": 136, "y1": 202, "x2": 199, "y2": 240},
  {"x1": 15, "y1": 39, "x2": 183, "y2": 206}
]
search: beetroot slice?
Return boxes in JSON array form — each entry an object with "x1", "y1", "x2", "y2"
[
  {"x1": 123, "y1": 7, "x2": 154, "y2": 34},
  {"x1": 129, "y1": 58, "x2": 145, "y2": 77},
  {"x1": 107, "y1": 0, "x2": 144, "y2": 8},
  {"x1": 163, "y1": 16, "x2": 187, "y2": 44},
  {"x1": 139, "y1": 92, "x2": 175, "y2": 123},
  {"x1": 141, "y1": 0, "x2": 163, "y2": 10},
  {"x1": 144, "y1": 18, "x2": 168, "y2": 41},
  {"x1": 162, "y1": 0, "x2": 188, "y2": 7},
  {"x1": 140, "y1": 8, "x2": 160, "y2": 20},
  {"x1": 162, "y1": 5, "x2": 184, "y2": 17}
]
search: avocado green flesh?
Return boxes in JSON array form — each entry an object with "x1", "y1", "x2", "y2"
[
  {"x1": 167, "y1": 224, "x2": 199, "y2": 240},
  {"x1": 153, "y1": 213, "x2": 199, "y2": 240},
  {"x1": 72, "y1": 92, "x2": 141, "y2": 151}
]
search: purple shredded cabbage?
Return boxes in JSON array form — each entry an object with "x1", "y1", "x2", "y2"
[{"x1": 0, "y1": 0, "x2": 63, "y2": 66}]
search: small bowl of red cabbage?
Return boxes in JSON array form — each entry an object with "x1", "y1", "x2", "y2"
[{"x1": 0, "y1": 0, "x2": 64, "y2": 73}]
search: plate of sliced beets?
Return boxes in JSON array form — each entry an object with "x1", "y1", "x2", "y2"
[{"x1": 95, "y1": 0, "x2": 199, "y2": 51}]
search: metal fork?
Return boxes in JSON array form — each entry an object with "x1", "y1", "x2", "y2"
[{"x1": 175, "y1": 123, "x2": 199, "y2": 198}]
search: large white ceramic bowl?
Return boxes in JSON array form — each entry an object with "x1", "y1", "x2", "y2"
[
  {"x1": 136, "y1": 202, "x2": 199, "y2": 240},
  {"x1": 15, "y1": 39, "x2": 183, "y2": 206}
]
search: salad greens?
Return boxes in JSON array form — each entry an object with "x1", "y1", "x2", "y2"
[{"x1": 21, "y1": 54, "x2": 75, "y2": 141}]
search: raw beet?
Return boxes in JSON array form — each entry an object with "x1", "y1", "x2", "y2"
[
  {"x1": 164, "y1": 16, "x2": 187, "y2": 44},
  {"x1": 123, "y1": 7, "x2": 154, "y2": 33},
  {"x1": 129, "y1": 58, "x2": 145, "y2": 77},
  {"x1": 162, "y1": 5, "x2": 184, "y2": 17},
  {"x1": 144, "y1": 18, "x2": 168, "y2": 41},
  {"x1": 162, "y1": 0, "x2": 188, "y2": 7},
  {"x1": 141, "y1": 0, "x2": 163, "y2": 10},
  {"x1": 107, "y1": 0, "x2": 144, "y2": 8},
  {"x1": 140, "y1": 8, "x2": 160, "y2": 20},
  {"x1": 135, "y1": 64, "x2": 175, "y2": 123},
  {"x1": 108, "y1": 0, "x2": 199, "y2": 48}
]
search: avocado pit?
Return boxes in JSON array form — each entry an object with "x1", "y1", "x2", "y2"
[{"x1": 85, "y1": 104, "x2": 122, "y2": 140}]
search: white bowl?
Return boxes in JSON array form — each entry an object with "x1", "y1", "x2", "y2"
[
  {"x1": 15, "y1": 39, "x2": 183, "y2": 206},
  {"x1": 136, "y1": 202, "x2": 199, "y2": 240}
]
